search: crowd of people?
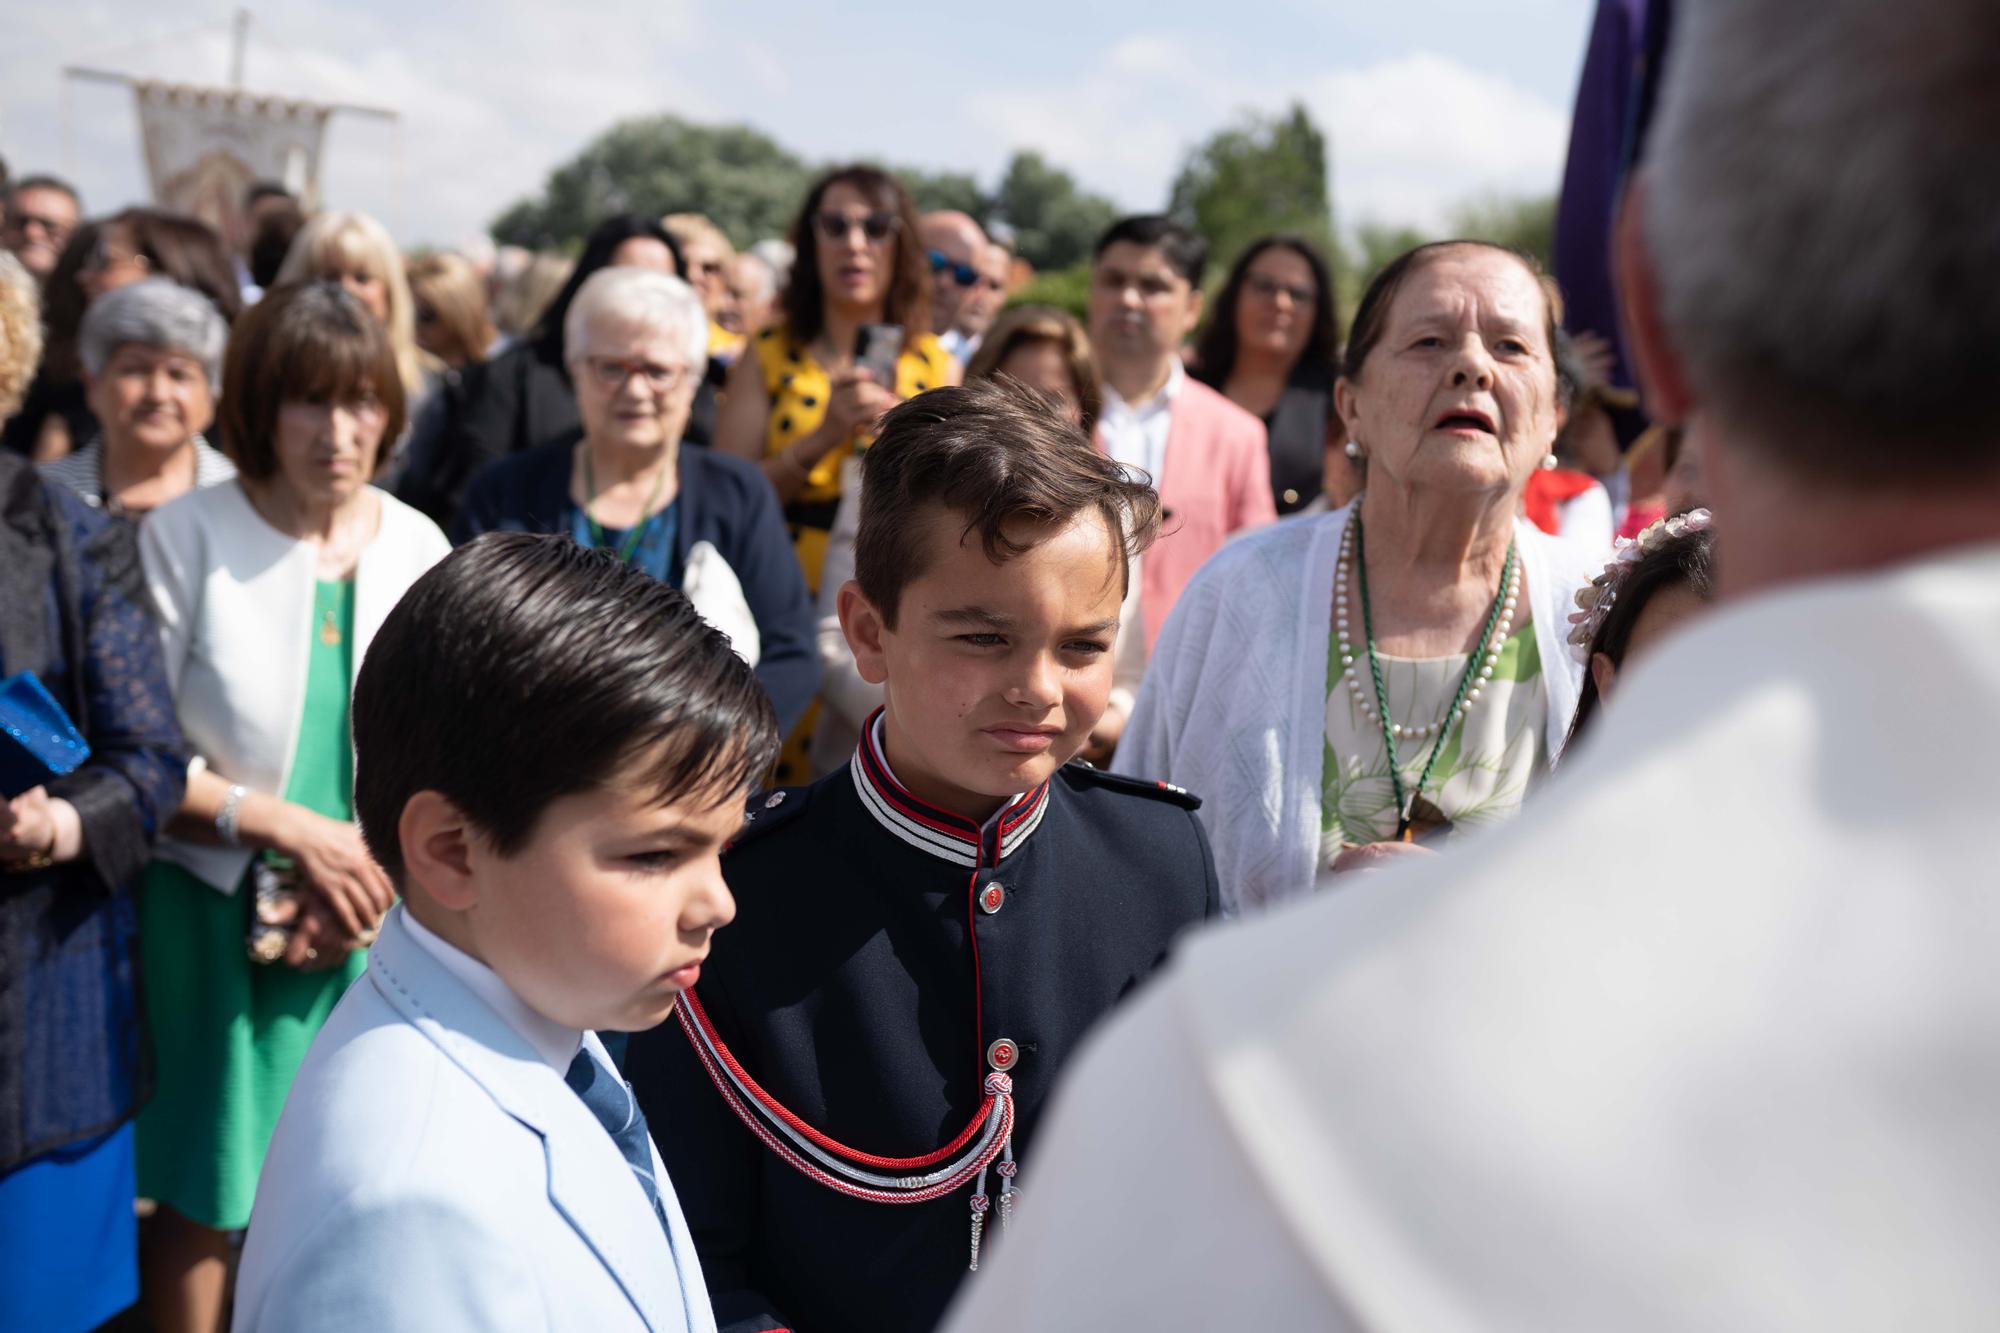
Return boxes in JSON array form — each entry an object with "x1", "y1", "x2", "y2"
[{"x1": 1, "y1": 0, "x2": 1996, "y2": 1326}]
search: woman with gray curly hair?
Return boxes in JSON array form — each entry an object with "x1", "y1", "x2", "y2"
[{"x1": 42, "y1": 278, "x2": 235, "y2": 519}]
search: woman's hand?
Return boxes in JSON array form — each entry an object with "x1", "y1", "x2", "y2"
[
  {"x1": 821, "y1": 368, "x2": 899, "y2": 447},
  {"x1": 283, "y1": 894, "x2": 359, "y2": 972},
  {"x1": 1328, "y1": 841, "x2": 1441, "y2": 876},
  {"x1": 0, "y1": 787, "x2": 58, "y2": 865},
  {"x1": 271, "y1": 804, "x2": 394, "y2": 939}
]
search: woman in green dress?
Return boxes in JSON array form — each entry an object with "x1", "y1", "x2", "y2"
[{"x1": 134, "y1": 282, "x2": 451, "y2": 1331}]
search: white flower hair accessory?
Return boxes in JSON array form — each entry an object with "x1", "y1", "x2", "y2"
[{"x1": 1566, "y1": 508, "x2": 1713, "y2": 661}]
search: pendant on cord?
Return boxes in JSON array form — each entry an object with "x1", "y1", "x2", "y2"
[{"x1": 1398, "y1": 795, "x2": 1452, "y2": 845}]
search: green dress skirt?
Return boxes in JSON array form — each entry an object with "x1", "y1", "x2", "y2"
[{"x1": 137, "y1": 581, "x2": 368, "y2": 1230}]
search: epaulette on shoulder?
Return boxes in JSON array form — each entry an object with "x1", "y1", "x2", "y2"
[
  {"x1": 727, "y1": 785, "x2": 812, "y2": 849},
  {"x1": 1059, "y1": 760, "x2": 1202, "y2": 811}
]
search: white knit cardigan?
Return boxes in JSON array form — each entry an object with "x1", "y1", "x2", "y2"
[{"x1": 1114, "y1": 503, "x2": 1603, "y2": 916}]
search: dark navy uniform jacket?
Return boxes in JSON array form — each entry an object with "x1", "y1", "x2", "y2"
[{"x1": 627, "y1": 720, "x2": 1219, "y2": 1333}]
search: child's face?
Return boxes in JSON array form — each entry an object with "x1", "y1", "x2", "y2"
[
  {"x1": 463, "y1": 768, "x2": 742, "y2": 1034},
  {"x1": 846, "y1": 506, "x2": 1124, "y2": 818}
]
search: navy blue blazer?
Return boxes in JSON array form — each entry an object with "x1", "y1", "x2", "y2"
[
  {"x1": 626, "y1": 720, "x2": 1220, "y2": 1333},
  {"x1": 451, "y1": 442, "x2": 818, "y2": 736}
]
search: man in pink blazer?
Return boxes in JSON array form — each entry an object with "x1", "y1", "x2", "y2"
[{"x1": 1089, "y1": 216, "x2": 1276, "y2": 651}]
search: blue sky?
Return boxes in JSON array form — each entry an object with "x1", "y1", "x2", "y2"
[{"x1": 1, "y1": 1, "x2": 1597, "y2": 249}]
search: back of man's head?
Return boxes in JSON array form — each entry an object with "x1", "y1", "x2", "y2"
[{"x1": 1644, "y1": 0, "x2": 2000, "y2": 487}]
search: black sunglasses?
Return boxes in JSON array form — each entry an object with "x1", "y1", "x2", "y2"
[
  {"x1": 928, "y1": 250, "x2": 978, "y2": 287},
  {"x1": 814, "y1": 211, "x2": 899, "y2": 243}
]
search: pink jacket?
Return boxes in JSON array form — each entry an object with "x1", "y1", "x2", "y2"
[{"x1": 1105, "y1": 377, "x2": 1276, "y2": 650}]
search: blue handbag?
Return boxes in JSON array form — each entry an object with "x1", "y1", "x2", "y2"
[{"x1": 0, "y1": 671, "x2": 90, "y2": 799}]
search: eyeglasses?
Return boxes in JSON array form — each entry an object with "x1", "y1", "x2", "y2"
[
  {"x1": 9, "y1": 211, "x2": 73, "y2": 243},
  {"x1": 581, "y1": 356, "x2": 692, "y2": 394},
  {"x1": 814, "y1": 211, "x2": 900, "y2": 244},
  {"x1": 929, "y1": 250, "x2": 978, "y2": 287},
  {"x1": 1245, "y1": 274, "x2": 1316, "y2": 306}
]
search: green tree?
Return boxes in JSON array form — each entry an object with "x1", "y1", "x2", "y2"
[
  {"x1": 1006, "y1": 262, "x2": 1093, "y2": 322},
  {"x1": 491, "y1": 115, "x2": 813, "y2": 251},
  {"x1": 1447, "y1": 194, "x2": 1557, "y2": 267},
  {"x1": 990, "y1": 151, "x2": 1120, "y2": 271},
  {"x1": 1168, "y1": 103, "x2": 1336, "y2": 281},
  {"x1": 896, "y1": 166, "x2": 989, "y2": 220}
]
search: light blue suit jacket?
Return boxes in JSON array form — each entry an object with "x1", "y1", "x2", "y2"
[{"x1": 232, "y1": 906, "x2": 716, "y2": 1333}]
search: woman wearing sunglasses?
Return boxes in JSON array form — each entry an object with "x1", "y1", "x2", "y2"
[
  {"x1": 714, "y1": 164, "x2": 956, "y2": 781},
  {"x1": 714, "y1": 165, "x2": 956, "y2": 599}
]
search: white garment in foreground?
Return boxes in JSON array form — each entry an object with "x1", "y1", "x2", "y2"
[{"x1": 948, "y1": 541, "x2": 2000, "y2": 1332}]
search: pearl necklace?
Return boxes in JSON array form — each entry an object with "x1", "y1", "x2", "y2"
[{"x1": 1333, "y1": 516, "x2": 1521, "y2": 741}]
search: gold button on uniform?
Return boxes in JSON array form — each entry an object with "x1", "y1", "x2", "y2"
[
  {"x1": 1283, "y1": 487, "x2": 1300, "y2": 505},
  {"x1": 986, "y1": 1038, "x2": 1018, "y2": 1071}
]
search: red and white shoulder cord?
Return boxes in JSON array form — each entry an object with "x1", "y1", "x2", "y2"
[{"x1": 675, "y1": 991, "x2": 1017, "y2": 1270}]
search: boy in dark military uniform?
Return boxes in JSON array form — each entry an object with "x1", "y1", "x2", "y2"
[{"x1": 628, "y1": 378, "x2": 1219, "y2": 1333}]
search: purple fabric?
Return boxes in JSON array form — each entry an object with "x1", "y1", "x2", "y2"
[{"x1": 1554, "y1": 0, "x2": 1646, "y2": 386}]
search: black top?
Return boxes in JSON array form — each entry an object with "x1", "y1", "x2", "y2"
[
  {"x1": 1260, "y1": 360, "x2": 1335, "y2": 516},
  {"x1": 451, "y1": 441, "x2": 819, "y2": 737},
  {"x1": 0, "y1": 455, "x2": 186, "y2": 1171},
  {"x1": 395, "y1": 340, "x2": 719, "y2": 529},
  {"x1": 627, "y1": 724, "x2": 1219, "y2": 1333}
]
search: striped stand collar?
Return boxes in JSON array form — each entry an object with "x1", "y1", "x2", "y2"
[{"x1": 850, "y1": 710, "x2": 1051, "y2": 868}]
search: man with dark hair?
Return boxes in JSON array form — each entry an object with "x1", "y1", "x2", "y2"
[
  {"x1": 1088, "y1": 213, "x2": 1274, "y2": 665},
  {"x1": 2, "y1": 173, "x2": 81, "y2": 283},
  {"x1": 235, "y1": 533, "x2": 775, "y2": 1332},
  {"x1": 628, "y1": 378, "x2": 1218, "y2": 1333}
]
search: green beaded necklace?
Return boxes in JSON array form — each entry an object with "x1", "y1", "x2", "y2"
[
  {"x1": 1352, "y1": 512, "x2": 1518, "y2": 841},
  {"x1": 581, "y1": 448, "x2": 672, "y2": 565}
]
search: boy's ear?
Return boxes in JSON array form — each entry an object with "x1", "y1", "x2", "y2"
[
  {"x1": 837, "y1": 580, "x2": 893, "y2": 686},
  {"x1": 400, "y1": 790, "x2": 480, "y2": 912},
  {"x1": 1589, "y1": 650, "x2": 1618, "y2": 702}
]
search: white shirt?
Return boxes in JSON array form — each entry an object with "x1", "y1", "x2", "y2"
[
  {"x1": 1097, "y1": 356, "x2": 1184, "y2": 486},
  {"x1": 952, "y1": 540, "x2": 2000, "y2": 1332},
  {"x1": 403, "y1": 909, "x2": 582, "y2": 1074}
]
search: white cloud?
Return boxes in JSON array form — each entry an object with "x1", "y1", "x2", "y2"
[
  {"x1": 1304, "y1": 53, "x2": 1571, "y2": 232},
  {"x1": 3, "y1": 8, "x2": 1574, "y2": 249},
  {"x1": 966, "y1": 37, "x2": 1570, "y2": 238}
]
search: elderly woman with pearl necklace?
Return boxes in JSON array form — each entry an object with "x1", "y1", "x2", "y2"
[{"x1": 1116, "y1": 240, "x2": 1604, "y2": 914}]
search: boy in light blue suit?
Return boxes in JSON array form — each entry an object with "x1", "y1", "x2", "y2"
[{"x1": 233, "y1": 533, "x2": 780, "y2": 1333}]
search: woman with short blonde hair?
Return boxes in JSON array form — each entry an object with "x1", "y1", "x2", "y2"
[{"x1": 275, "y1": 212, "x2": 428, "y2": 402}]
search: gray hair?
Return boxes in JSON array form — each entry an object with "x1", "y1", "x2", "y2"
[
  {"x1": 79, "y1": 278, "x2": 229, "y2": 391},
  {"x1": 563, "y1": 267, "x2": 707, "y2": 370},
  {"x1": 1644, "y1": 0, "x2": 2000, "y2": 484}
]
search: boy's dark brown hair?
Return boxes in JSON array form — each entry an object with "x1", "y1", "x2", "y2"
[{"x1": 853, "y1": 377, "x2": 1162, "y2": 628}]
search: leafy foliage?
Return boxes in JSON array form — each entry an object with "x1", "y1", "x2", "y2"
[
  {"x1": 1169, "y1": 103, "x2": 1337, "y2": 282},
  {"x1": 988, "y1": 152, "x2": 1121, "y2": 272},
  {"x1": 1005, "y1": 262, "x2": 1093, "y2": 322},
  {"x1": 491, "y1": 115, "x2": 812, "y2": 251}
]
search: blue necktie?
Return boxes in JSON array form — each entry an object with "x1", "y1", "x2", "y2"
[{"x1": 566, "y1": 1047, "x2": 671, "y2": 1240}]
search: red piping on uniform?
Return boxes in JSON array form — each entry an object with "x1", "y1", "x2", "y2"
[{"x1": 678, "y1": 990, "x2": 992, "y2": 1170}]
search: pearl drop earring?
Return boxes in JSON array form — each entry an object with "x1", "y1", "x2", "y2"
[{"x1": 1344, "y1": 438, "x2": 1364, "y2": 459}]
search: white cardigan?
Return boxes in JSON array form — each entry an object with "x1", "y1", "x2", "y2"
[
  {"x1": 140, "y1": 481, "x2": 452, "y2": 893},
  {"x1": 1114, "y1": 503, "x2": 1602, "y2": 916}
]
